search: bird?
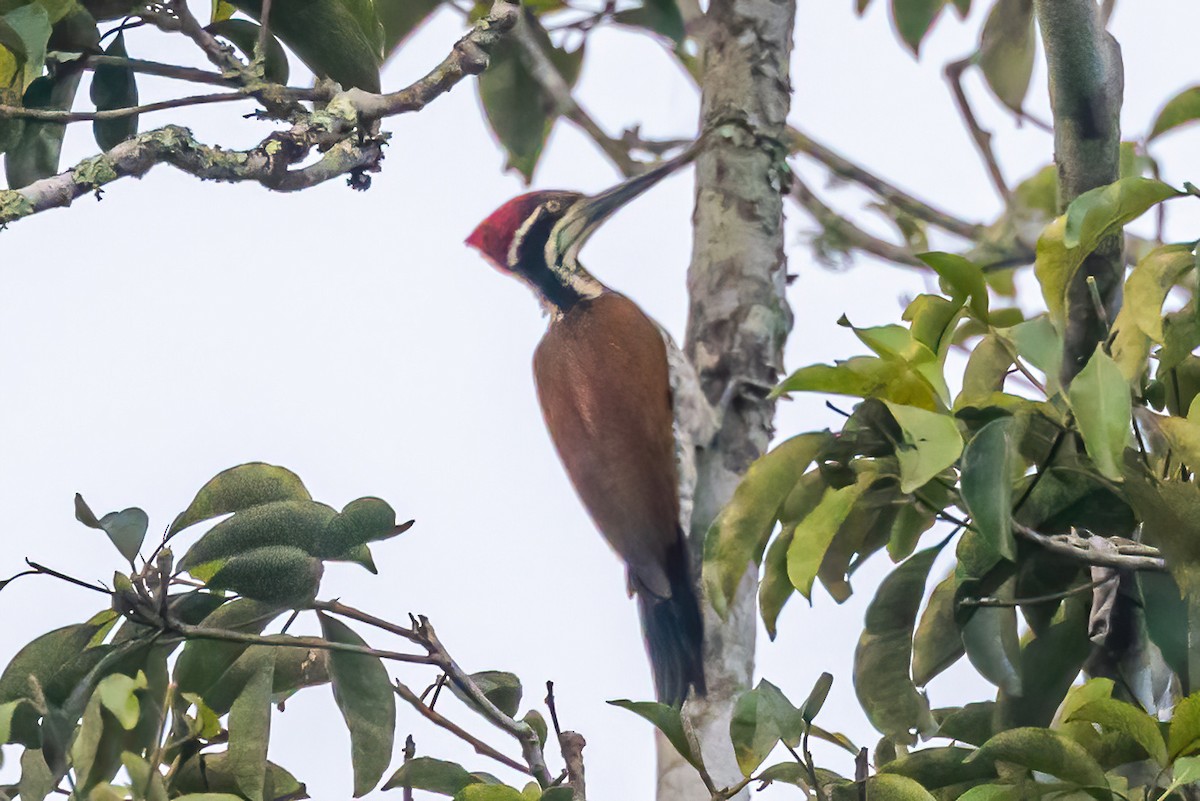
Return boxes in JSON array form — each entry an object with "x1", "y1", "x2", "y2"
[{"x1": 465, "y1": 150, "x2": 706, "y2": 706}]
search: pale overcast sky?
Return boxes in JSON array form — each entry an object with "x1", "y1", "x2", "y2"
[{"x1": 2, "y1": 2, "x2": 1199, "y2": 798}]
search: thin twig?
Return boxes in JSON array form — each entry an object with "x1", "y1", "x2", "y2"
[
  {"x1": 944, "y1": 56, "x2": 1011, "y2": 204},
  {"x1": 401, "y1": 735, "x2": 416, "y2": 801},
  {"x1": 172, "y1": 622, "x2": 439, "y2": 664},
  {"x1": 24, "y1": 559, "x2": 112, "y2": 595},
  {"x1": 0, "y1": 92, "x2": 252, "y2": 123},
  {"x1": 790, "y1": 177, "x2": 925, "y2": 268},
  {"x1": 393, "y1": 680, "x2": 533, "y2": 776},
  {"x1": 52, "y1": 54, "x2": 237, "y2": 87},
  {"x1": 788, "y1": 127, "x2": 985, "y2": 240},
  {"x1": 1012, "y1": 523, "x2": 1166, "y2": 571},
  {"x1": 313, "y1": 599, "x2": 422, "y2": 644},
  {"x1": 960, "y1": 574, "x2": 1117, "y2": 607}
]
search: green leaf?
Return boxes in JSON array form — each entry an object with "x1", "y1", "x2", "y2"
[
  {"x1": 206, "y1": 545, "x2": 324, "y2": 607},
  {"x1": 1168, "y1": 692, "x2": 1200, "y2": 761},
  {"x1": 955, "y1": 533, "x2": 1022, "y2": 696},
  {"x1": 90, "y1": 31, "x2": 136, "y2": 150},
  {"x1": 170, "y1": 754, "x2": 305, "y2": 801},
  {"x1": 229, "y1": 0, "x2": 381, "y2": 90},
  {"x1": 225, "y1": 646, "x2": 274, "y2": 801},
  {"x1": 377, "y1": 0, "x2": 440, "y2": 60},
  {"x1": 912, "y1": 571, "x2": 963, "y2": 686},
  {"x1": 995, "y1": 592, "x2": 1089, "y2": 729},
  {"x1": 169, "y1": 463, "x2": 311, "y2": 536},
  {"x1": 449, "y1": 671, "x2": 523, "y2": 718},
  {"x1": 319, "y1": 614, "x2": 396, "y2": 796},
  {"x1": 179, "y1": 499, "x2": 335, "y2": 578},
  {"x1": 205, "y1": 19, "x2": 290, "y2": 84},
  {"x1": 382, "y1": 757, "x2": 480, "y2": 794},
  {"x1": 95, "y1": 671, "x2": 146, "y2": 730},
  {"x1": 1065, "y1": 697, "x2": 1168, "y2": 766},
  {"x1": 4, "y1": 65, "x2": 81, "y2": 188},
  {"x1": 1005, "y1": 315, "x2": 1062, "y2": 393},
  {"x1": 612, "y1": 0, "x2": 684, "y2": 42},
  {"x1": 1067, "y1": 347, "x2": 1131, "y2": 481},
  {"x1": 18, "y1": 748, "x2": 53, "y2": 801},
  {"x1": 860, "y1": 773, "x2": 936, "y2": 800},
  {"x1": 883, "y1": 402, "x2": 963, "y2": 493},
  {"x1": 933, "y1": 702, "x2": 996, "y2": 746},
  {"x1": 786, "y1": 478, "x2": 867, "y2": 599},
  {"x1": 729, "y1": 679, "x2": 802, "y2": 776},
  {"x1": 1122, "y1": 243, "x2": 1194, "y2": 343},
  {"x1": 1150, "y1": 85, "x2": 1200, "y2": 141},
  {"x1": 854, "y1": 542, "x2": 944, "y2": 738},
  {"x1": 704, "y1": 432, "x2": 829, "y2": 617},
  {"x1": 890, "y1": 0, "x2": 944, "y2": 55},
  {"x1": 317, "y1": 497, "x2": 403, "y2": 559},
  {"x1": 918, "y1": 252, "x2": 988, "y2": 320},
  {"x1": 967, "y1": 727, "x2": 1106, "y2": 787},
  {"x1": 801, "y1": 672, "x2": 833, "y2": 723},
  {"x1": 1037, "y1": 179, "x2": 1182, "y2": 331},
  {"x1": 2, "y1": 3, "x2": 49, "y2": 87},
  {"x1": 174, "y1": 599, "x2": 282, "y2": 713},
  {"x1": 75, "y1": 494, "x2": 148, "y2": 563},
  {"x1": 1170, "y1": 754, "x2": 1200, "y2": 788},
  {"x1": 772, "y1": 356, "x2": 941, "y2": 410},
  {"x1": 956, "y1": 785, "x2": 1021, "y2": 801},
  {"x1": 759, "y1": 522, "x2": 796, "y2": 639},
  {"x1": 455, "y1": 787, "x2": 524, "y2": 801},
  {"x1": 608, "y1": 700, "x2": 700, "y2": 770},
  {"x1": 977, "y1": 0, "x2": 1034, "y2": 114},
  {"x1": 122, "y1": 752, "x2": 168, "y2": 801},
  {"x1": 478, "y1": 13, "x2": 582, "y2": 181},
  {"x1": 960, "y1": 417, "x2": 1016, "y2": 560}
]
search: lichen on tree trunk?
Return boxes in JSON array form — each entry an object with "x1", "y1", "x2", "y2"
[{"x1": 660, "y1": 0, "x2": 796, "y2": 795}]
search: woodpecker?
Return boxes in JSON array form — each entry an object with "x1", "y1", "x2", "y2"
[{"x1": 465, "y1": 151, "x2": 705, "y2": 706}]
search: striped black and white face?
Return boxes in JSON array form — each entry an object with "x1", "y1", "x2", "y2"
[{"x1": 465, "y1": 191, "x2": 584, "y2": 277}]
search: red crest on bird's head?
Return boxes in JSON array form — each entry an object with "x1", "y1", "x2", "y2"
[{"x1": 465, "y1": 192, "x2": 554, "y2": 273}]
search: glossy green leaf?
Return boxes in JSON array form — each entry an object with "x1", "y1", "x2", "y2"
[
  {"x1": 449, "y1": 670, "x2": 523, "y2": 718},
  {"x1": 883, "y1": 402, "x2": 963, "y2": 493},
  {"x1": 957, "y1": 335, "x2": 1015, "y2": 409},
  {"x1": 1122, "y1": 244, "x2": 1194, "y2": 343},
  {"x1": 854, "y1": 542, "x2": 944, "y2": 738},
  {"x1": 1168, "y1": 692, "x2": 1200, "y2": 761},
  {"x1": 960, "y1": 417, "x2": 1016, "y2": 560},
  {"x1": 205, "y1": 19, "x2": 290, "y2": 84},
  {"x1": 478, "y1": 13, "x2": 582, "y2": 181},
  {"x1": 890, "y1": 0, "x2": 944, "y2": 55},
  {"x1": 1066, "y1": 697, "x2": 1168, "y2": 766},
  {"x1": 612, "y1": 0, "x2": 685, "y2": 43},
  {"x1": 174, "y1": 599, "x2": 281, "y2": 712},
  {"x1": 319, "y1": 614, "x2": 396, "y2": 796},
  {"x1": 1150, "y1": 85, "x2": 1200, "y2": 141},
  {"x1": 229, "y1": 0, "x2": 381, "y2": 90},
  {"x1": 918, "y1": 252, "x2": 988, "y2": 320},
  {"x1": 912, "y1": 571, "x2": 963, "y2": 686},
  {"x1": 787, "y1": 478, "x2": 867, "y2": 599},
  {"x1": 608, "y1": 700, "x2": 700, "y2": 770},
  {"x1": 729, "y1": 679, "x2": 802, "y2": 775},
  {"x1": 1037, "y1": 179, "x2": 1182, "y2": 330},
  {"x1": 95, "y1": 670, "x2": 146, "y2": 730},
  {"x1": 226, "y1": 646, "x2": 274, "y2": 801},
  {"x1": 977, "y1": 0, "x2": 1034, "y2": 114},
  {"x1": 1005, "y1": 315, "x2": 1062, "y2": 393},
  {"x1": 968, "y1": 727, "x2": 1106, "y2": 787},
  {"x1": 90, "y1": 31, "x2": 136, "y2": 150},
  {"x1": 382, "y1": 757, "x2": 479, "y2": 794},
  {"x1": 169, "y1": 463, "x2": 311, "y2": 536},
  {"x1": 773, "y1": 355, "x2": 941, "y2": 410},
  {"x1": 75, "y1": 494, "x2": 148, "y2": 563},
  {"x1": 956, "y1": 785, "x2": 1021, "y2": 801},
  {"x1": 704, "y1": 432, "x2": 829, "y2": 617},
  {"x1": 5, "y1": 65, "x2": 81, "y2": 188},
  {"x1": 1067, "y1": 347, "x2": 1131, "y2": 481}
]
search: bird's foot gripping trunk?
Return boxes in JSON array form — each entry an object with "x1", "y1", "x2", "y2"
[{"x1": 636, "y1": 540, "x2": 706, "y2": 707}]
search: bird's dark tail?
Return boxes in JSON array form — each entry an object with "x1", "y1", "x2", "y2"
[{"x1": 636, "y1": 533, "x2": 706, "y2": 707}]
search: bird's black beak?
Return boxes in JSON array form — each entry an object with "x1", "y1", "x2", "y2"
[{"x1": 552, "y1": 140, "x2": 703, "y2": 261}]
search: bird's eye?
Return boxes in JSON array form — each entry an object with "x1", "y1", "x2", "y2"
[{"x1": 545, "y1": 199, "x2": 561, "y2": 213}]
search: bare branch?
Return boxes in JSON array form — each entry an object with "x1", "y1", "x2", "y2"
[
  {"x1": 414, "y1": 616, "x2": 553, "y2": 787},
  {"x1": 559, "y1": 731, "x2": 586, "y2": 800},
  {"x1": 0, "y1": 91, "x2": 253, "y2": 123},
  {"x1": 393, "y1": 680, "x2": 533, "y2": 776},
  {"x1": 944, "y1": 56, "x2": 1011, "y2": 203},
  {"x1": 53, "y1": 54, "x2": 237, "y2": 88},
  {"x1": 172, "y1": 622, "x2": 440, "y2": 665},
  {"x1": 788, "y1": 126, "x2": 986, "y2": 241},
  {"x1": 789, "y1": 177, "x2": 924, "y2": 268},
  {"x1": 313, "y1": 599, "x2": 423, "y2": 645},
  {"x1": 1012, "y1": 522, "x2": 1165, "y2": 572}
]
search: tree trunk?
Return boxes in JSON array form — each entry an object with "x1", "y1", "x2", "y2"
[{"x1": 660, "y1": 0, "x2": 796, "y2": 795}]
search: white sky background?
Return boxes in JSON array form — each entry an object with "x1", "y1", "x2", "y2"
[{"x1": 3, "y1": 1, "x2": 1200, "y2": 798}]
